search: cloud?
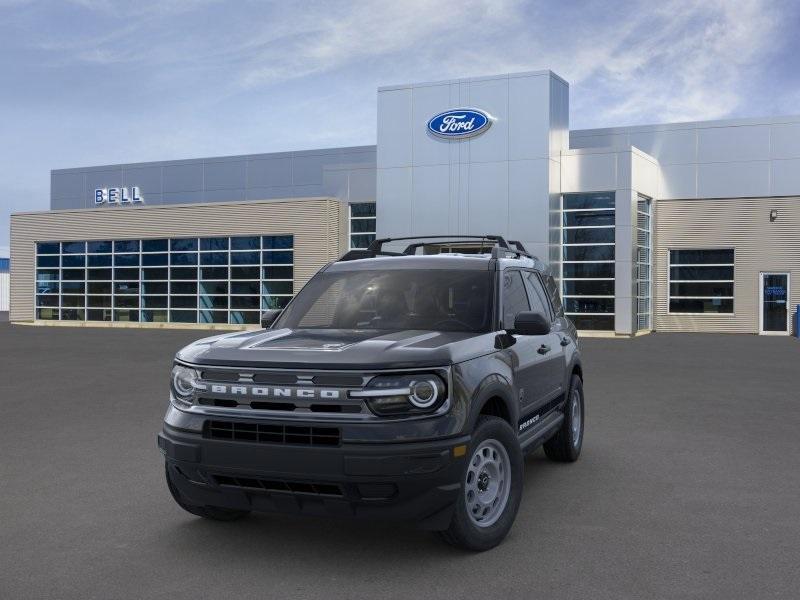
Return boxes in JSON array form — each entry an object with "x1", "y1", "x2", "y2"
[
  {"x1": 7, "y1": 0, "x2": 791, "y2": 124},
  {"x1": 236, "y1": 0, "x2": 524, "y2": 88},
  {"x1": 0, "y1": 0, "x2": 798, "y2": 248},
  {"x1": 570, "y1": 0, "x2": 784, "y2": 125}
]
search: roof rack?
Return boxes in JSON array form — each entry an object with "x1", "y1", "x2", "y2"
[
  {"x1": 338, "y1": 235, "x2": 536, "y2": 261},
  {"x1": 338, "y1": 248, "x2": 403, "y2": 262}
]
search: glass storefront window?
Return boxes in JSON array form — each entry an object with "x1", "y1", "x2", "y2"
[
  {"x1": 141, "y1": 310, "x2": 168, "y2": 322},
  {"x1": 37, "y1": 256, "x2": 59, "y2": 268},
  {"x1": 34, "y1": 235, "x2": 294, "y2": 325},
  {"x1": 201, "y1": 252, "x2": 227, "y2": 265},
  {"x1": 36, "y1": 242, "x2": 59, "y2": 254},
  {"x1": 636, "y1": 197, "x2": 652, "y2": 330},
  {"x1": 170, "y1": 253, "x2": 198, "y2": 266},
  {"x1": 262, "y1": 251, "x2": 293, "y2": 264},
  {"x1": 668, "y1": 248, "x2": 734, "y2": 314},
  {"x1": 231, "y1": 251, "x2": 259, "y2": 265},
  {"x1": 349, "y1": 203, "x2": 376, "y2": 249},
  {"x1": 114, "y1": 254, "x2": 139, "y2": 267},
  {"x1": 62, "y1": 255, "x2": 85, "y2": 267},
  {"x1": 263, "y1": 236, "x2": 293, "y2": 249},
  {"x1": 114, "y1": 240, "x2": 139, "y2": 253},
  {"x1": 62, "y1": 241, "x2": 86, "y2": 254},
  {"x1": 201, "y1": 237, "x2": 229, "y2": 251},
  {"x1": 199, "y1": 281, "x2": 228, "y2": 295},
  {"x1": 87, "y1": 241, "x2": 112, "y2": 253},
  {"x1": 231, "y1": 236, "x2": 259, "y2": 250},
  {"x1": 142, "y1": 239, "x2": 168, "y2": 252},
  {"x1": 88, "y1": 255, "x2": 113, "y2": 267},
  {"x1": 170, "y1": 238, "x2": 197, "y2": 251},
  {"x1": 562, "y1": 193, "x2": 615, "y2": 210},
  {"x1": 561, "y1": 192, "x2": 615, "y2": 331}
]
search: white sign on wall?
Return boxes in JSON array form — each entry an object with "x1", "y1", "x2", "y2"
[{"x1": 94, "y1": 187, "x2": 143, "y2": 205}]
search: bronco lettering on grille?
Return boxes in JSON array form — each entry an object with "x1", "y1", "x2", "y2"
[{"x1": 198, "y1": 383, "x2": 341, "y2": 400}]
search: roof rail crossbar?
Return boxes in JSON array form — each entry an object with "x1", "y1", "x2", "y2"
[
  {"x1": 338, "y1": 249, "x2": 403, "y2": 261},
  {"x1": 367, "y1": 235, "x2": 511, "y2": 254},
  {"x1": 339, "y1": 235, "x2": 536, "y2": 262},
  {"x1": 508, "y1": 240, "x2": 530, "y2": 254},
  {"x1": 401, "y1": 237, "x2": 500, "y2": 255}
]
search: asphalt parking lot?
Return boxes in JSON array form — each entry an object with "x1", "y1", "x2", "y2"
[{"x1": 1, "y1": 323, "x2": 799, "y2": 599}]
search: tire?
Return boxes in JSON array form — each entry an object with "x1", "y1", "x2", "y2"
[
  {"x1": 543, "y1": 374, "x2": 584, "y2": 462},
  {"x1": 165, "y1": 463, "x2": 250, "y2": 522},
  {"x1": 439, "y1": 416, "x2": 523, "y2": 551}
]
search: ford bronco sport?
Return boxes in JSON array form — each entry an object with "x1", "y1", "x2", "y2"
[{"x1": 158, "y1": 235, "x2": 584, "y2": 551}]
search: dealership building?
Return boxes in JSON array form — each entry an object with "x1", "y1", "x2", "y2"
[{"x1": 9, "y1": 69, "x2": 800, "y2": 335}]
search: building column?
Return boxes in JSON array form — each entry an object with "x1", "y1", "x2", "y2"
[{"x1": 614, "y1": 188, "x2": 637, "y2": 335}]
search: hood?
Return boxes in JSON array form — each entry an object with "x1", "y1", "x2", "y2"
[{"x1": 176, "y1": 328, "x2": 497, "y2": 370}]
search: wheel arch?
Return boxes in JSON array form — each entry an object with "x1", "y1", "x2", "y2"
[
  {"x1": 467, "y1": 374, "x2": 518, "y2": 432},
  {"x1": 571, "y1": 361, "x2": 583, "y2": 381}
]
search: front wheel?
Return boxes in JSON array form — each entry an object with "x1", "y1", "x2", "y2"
[
  {"x1": 543, "y1": 374, "x2": 584, "y2": 462},
  {"x1": 439, "y1": 416, "x2": 523, "y2": 551}
]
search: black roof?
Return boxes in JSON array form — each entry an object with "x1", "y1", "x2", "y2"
[
  {"x1": 327, "y1": 254, "x2": 495, "y2": 272},
  {"x1": 329, "y1": 235, "x2": 550, "y2": 273}
]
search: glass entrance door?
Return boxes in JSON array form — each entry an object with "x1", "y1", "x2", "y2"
[{"x1": 759, "y1": 273, "x2": 790, "y2": 335}]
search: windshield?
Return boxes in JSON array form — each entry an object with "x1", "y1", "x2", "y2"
[{"x1": 274, "y1": 269, "x2": 493, "y2": 333}]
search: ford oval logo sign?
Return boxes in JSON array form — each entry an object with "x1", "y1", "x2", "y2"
[{"x1": 427, "y1": 108, "x2": 493, "y2": 139}]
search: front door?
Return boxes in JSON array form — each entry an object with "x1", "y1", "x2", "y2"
[
  {"x1": 759, "y1": 273, "x2": 790, "y2": 335},
  {"x1": 500, "y1": 270, "x2": 555, "y2": 414}
]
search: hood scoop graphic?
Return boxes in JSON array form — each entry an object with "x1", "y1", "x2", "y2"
[{"x1": 249, "y1": 329, "x2": 371, "y2": 351}]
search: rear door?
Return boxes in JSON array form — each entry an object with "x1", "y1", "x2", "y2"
[
  {"x1": 521, "y1": 270, "x2": 565, "y2": 407},
  {"x1": 500, "y1": 270, "x2": 552, "y2": 417}
]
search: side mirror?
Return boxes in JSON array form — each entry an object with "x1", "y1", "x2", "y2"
[
  {"x1": 260, "y1": 309, "x2": 282, "y2": 329},
  {"x1": 512, "y1": 311, "x2": 550, "y2": 336}
]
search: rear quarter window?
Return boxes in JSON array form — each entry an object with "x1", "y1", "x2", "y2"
[{"x1": 543, "y1": 273, "x2": 564, "y2": 317}]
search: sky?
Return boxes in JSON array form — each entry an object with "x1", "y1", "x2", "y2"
[{"x1": 1, "y1": 0, "x2": 799, "y2": 249}]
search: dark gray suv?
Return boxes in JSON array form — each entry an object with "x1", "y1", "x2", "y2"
[{"x1": 158, "y1": 236, "x2": 584, "y2": 551}]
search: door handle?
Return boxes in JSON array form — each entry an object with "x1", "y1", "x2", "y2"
[
  {"x1": 537, "y1": 344, "x2": 551, "y2": 355},
  {"x1": 560, "y1": 336, "x2": 570, "y2": 347}
]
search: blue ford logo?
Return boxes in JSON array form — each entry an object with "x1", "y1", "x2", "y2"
[{"x1": 427, "y1": 108, "x2": 493, "y2": 139}]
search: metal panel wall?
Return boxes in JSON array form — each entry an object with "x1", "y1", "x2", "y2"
[
  {"x1": 561, "y1": 146, "x2": 659, "y2": 335},
  {"x1": 654, "y1": 197, "x2": 800, "y2": 333},
  {"x1": 0, "y1": 271, "x2": 9, "y2": 312},
  {"x1": 50, "y1": 147, "x2": 376, "y2": 210},
  {"x1": 377, "y1": 70, "x2": 569, "y2": 261},
  {"x1": 10, "y1": 198, "x2": 344, "y2": 322},
  {"x1": 570, "y1": 115, "x2": 800, "y2": 201}
]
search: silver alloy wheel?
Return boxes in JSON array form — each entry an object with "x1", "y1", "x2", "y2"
[
  {"x1": 464, "y1": 439, "x2": 511, "y2": 528},
  {"x1": 571, "y1": 387, "x2": 582, "y2": 448}
]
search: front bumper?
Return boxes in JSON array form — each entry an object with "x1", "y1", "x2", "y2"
[{"x1": 158, "y1": 423, "x2": 470, "y2": 530}]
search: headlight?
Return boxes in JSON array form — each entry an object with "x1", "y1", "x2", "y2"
[
  {"x1": 351, "y1": 373, "x2": 447, "y2": 416},
  {"x1": 171, "y1": 364, "x2": 200, "y2": 405}
]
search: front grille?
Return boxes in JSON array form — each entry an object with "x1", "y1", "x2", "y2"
[
  {"x1": 213, "y1": 474, "x2": 343, "y2": 497},
  {"x1": 311, "y1": 374, "x2": 364, "y2": 386},
  {"x1": 204, "y1": 420, "x2": 341, "y2": 446},
  {"x1": 198, "y1": 370, "x2": 365, "y2": 387},
  {"x1": 192, "y1": 369, "x2": 368, "y2": 416},
  {"x1": 197, "y1": 397, "x2": 363, "y2": 414},
  {"x1": 200, "y1": 370, "x2": 240, "y2": 383}
]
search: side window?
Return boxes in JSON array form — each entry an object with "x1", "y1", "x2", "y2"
[
  {"x1": 542, "y1": 273, "x2": 564, "y2": 317},
  {"x1": 522, "y1": 271, "x2": 552, "y2": 321},
  {"x1": 502, "y1": 270, "x2": 531, "y2": 330}
]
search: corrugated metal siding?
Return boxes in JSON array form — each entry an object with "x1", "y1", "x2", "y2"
[
  {"x1": 0, "y1": 271, "x2": 9, "y2": 311},
  {"x1": 10, "y1": 198, "x2": 343, "y2": 322},
  {"x1": 654, "y1": 197, "x2": 800, "y2": 333}
]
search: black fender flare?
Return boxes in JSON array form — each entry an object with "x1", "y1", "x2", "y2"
[
  {"x1": 466, "y1": 373, "x2": 518, "y2": 432},
  {"x1": 567, "y1": 358, "x2": 583, "y2": 387}
]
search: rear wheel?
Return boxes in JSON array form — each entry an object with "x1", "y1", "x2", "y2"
[
  {"x1": 439, "y1": 416, "x2": 523, "y2": 551},
  {"x1": 543, "y1": 374, "x2": 584, "y2": 462},
  {"x1": 165, "y1": 463, "x2": 250, "y2": 521}
]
